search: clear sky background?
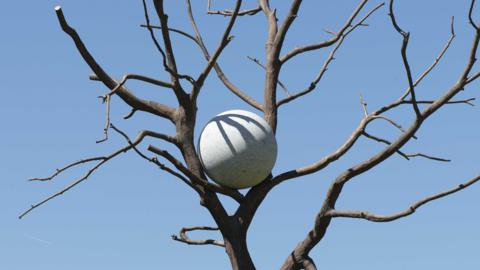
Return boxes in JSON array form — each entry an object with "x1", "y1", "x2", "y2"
[{"x1": 1, "y1": 1, "x2": 479, "y2": 269}]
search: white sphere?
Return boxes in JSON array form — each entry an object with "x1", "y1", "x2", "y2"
[{"x1": 197, "y1": 110, "x2": 277, "y2": 189}]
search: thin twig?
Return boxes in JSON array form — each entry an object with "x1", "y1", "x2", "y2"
[
  {"x1": 403, "y1": 98, "x2": 475, "y2": 107},
  {"x1": 247, "y1": 56, "x2": 290, "y2": 96},
  {"x1": 171, "y1": 226, "x2": 225, "y2": 247},
  {"x1": 359, "y1": 93, "x2": 368, "y2": 117},
  {"x1": 28, "y1": 157, "x2": 106, "y2": 182},
  {"x1": 405, "y1": 153, "x2": 451, "y2": 162},
  {"x1": 207, "y1": 0, "x2": 260, "y2": 16},
  {"x1": 123, "y1": 108, "x2": 138, "y2": 119},
  {"x1": 140, "y1": 25, "x2": 198, "y2": 44},
  {"x1": 469, "y1": 0, "x2": 479, "y2": 30},
  {"x1": 96, "y1": 94, "x2": 111, "y2": 143},
  {"x1": 371, "y1": 115, "x2": 417, "y2": 139},
  {"x1": 362, "y1": 131, "x2": 410, "y2": 160}
]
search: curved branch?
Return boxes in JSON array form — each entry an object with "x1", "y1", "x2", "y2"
[
  {"x1": 171, "y1": 226, "x2": 225, "y2": 247},
  {"x1": 274, "y1": 0, "x2": 303, "y2": 52},
  {"x1": 277, "y1": 2, "x2": 384, "y2": 107},
  {"x1": 469, "y1": 0, "x2": 479, "y2": 30},
  {"x1": 272, "y1": 116, "x2": 370, "y2": 184},
  {"x1": 54, "y1": 6, "x2": 176, "y2": 121},
  {"x1": 123, "y1": 108, "x2": 138, "y2": 119},
  {"x1": 327, "y1": 174, "x2": 480, "y2": 222},
  {"x1": 371, "y1": 115, "x2": 416, "y2": 138},
  {"x1": 280, "y1": 0, "x2": 369, "y2": 64}
]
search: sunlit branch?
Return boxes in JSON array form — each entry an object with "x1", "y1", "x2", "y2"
[
  {"x1": 327, "y1": 174, "x2": 480, "y2": 222},
  {"x1": 54, "y1": 6, "x2": 176, "y2": 121}
]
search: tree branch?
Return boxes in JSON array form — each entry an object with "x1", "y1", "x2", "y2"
[
  {"x1": 362, "y1": 131, "x2": 410, "y2": 160},
  {"x1": 327, "y1": 174, "x2": 480, "y2": 222},
  {"x1": 404, "y1": 98, "x2": 475, "y2": 106},
  {"x1": 20, "y1": 127, "x2": 175, "y2": 219},
  {"x1": 185, "y1": 0, "x2": 263, "y2": 111},
  {"x1": 400, "y1": 16, "x2": 456, "y2": 101},
  {"x1": 469, "y1": 0, "x2": 479, "y2": 30},
  {"x1": 272, "y1": 116, "x2": 371, "y2": 184},
  {"x1": 192, "y1": 0, "x2": 243, "y2": 99},
  {"x1": 152, "y1": 0, "x2": 195, "y2": 90},
  {"x1": 371, "y1": 115, "x2": 414, "y2": 138},
  {"x1": 388, "y1": 0, "x2": 421, "y2": 117},
  {"x1": 141, "y1": 0, "x2": 195, "y2": 91},
  {"x1": 280, "y1": 0, "x2": 369, "y2": 64},
  {"x1": 109, "y1": 124, "x2": 198, "y2": 192},
  {"x1": 274, "y1": 0, "x2": 303, "y2": 53},
  {"x1": 278, "y1": 12, "x2": 480, "y2": 265},
  {"x1": 96, "y1": 94, "x2": 111, "y2": 143},
  {"x1": 171, "y1": 226, "x2": 225, "y2": 247},
  {"x1": 277, "y1": 3, "x2": 384, "y2": 107},
  {"x1": 363, "y1": 132, "x2": 450, "y2": 162},
  {"x1": 405, "y1": 153, "x2": 451, "y2": 162},
  {"x1": 246, "y1": 56, "x2": 290, "y2": 96},
  {"x1": 207, "y1": 0, "x2": 260, "y2": 16},
  {"x1": 123, "y1": 108, "x2": 138, "y2": 120},
  {"x1": 54, "y1": 6, "x2": 176, "y2": 122},
  {"x1": 28, "y1": 157, "x2": 106, "y2": 182},
  {"x1": 147, "y1": 145, "x2": 244, "y2": 203},
  {"x1": 140, "y1": 25, "x2": 199, "y2": 45},
  {"x1": 93, "y1": 73, "x2": 175, "y2": 143},
  {"x1": 274, "y1": 4, "x2": 466, "y2": 186}
]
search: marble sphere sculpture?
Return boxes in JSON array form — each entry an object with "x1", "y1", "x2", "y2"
[{"x1": 197, "y1": 110, "x2": 277, "y2": 189}]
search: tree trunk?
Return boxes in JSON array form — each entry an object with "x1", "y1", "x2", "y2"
[{"x1": 223, "y1": 227, "x2": 256, "y2": 270}]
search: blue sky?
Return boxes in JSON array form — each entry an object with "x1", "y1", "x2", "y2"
[{"x1": 1, "y1": 1, "x2": 479, "y2": 269}]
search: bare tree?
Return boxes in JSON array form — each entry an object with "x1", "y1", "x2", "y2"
[{"x1": 21, "y1": 1, "x2": 480, "y2": 269}]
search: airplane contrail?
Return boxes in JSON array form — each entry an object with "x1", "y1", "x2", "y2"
[{"x1": 24, "y1": 234, "x2": 53, "y2": 245}]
